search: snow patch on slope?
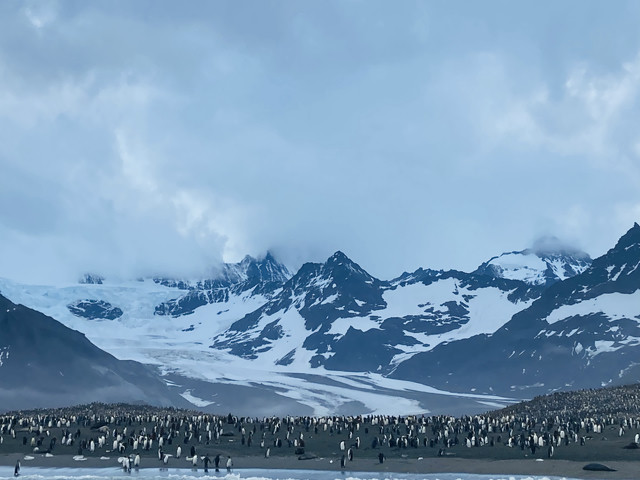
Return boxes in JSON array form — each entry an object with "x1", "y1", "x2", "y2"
[
  {"x1": 180, "y1": 389, "x2": 215, "y2": 407},
  {"x1": 546, "y1": 290, "x2": 640, "y2": 325},
  {"x1": 0, "y1": 346, "x2": 9, "y2": 367},
  {"x1": 485, "y1": 253, "x2": 548, "y2": 285}
]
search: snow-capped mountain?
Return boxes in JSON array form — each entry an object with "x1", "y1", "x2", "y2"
[
  {"x1": 0, "y1": 293, "x2": 187, "y2": 411},
  {"x1": 393, "y1": 223, "x2": 640, "y2": 396},
  {"x1": 474, "y1": 239, "x2": 592, "y2": 286},
  {"x1": 0, "y1": 250, "x2": 526, "y2": 414},
  {"x1": 154, "y1": 252, "x2": 291, "y2": 317},
  {"x1": 0, "y1": 227, "x2": 637, "y2": 415},
  {"x1": 212, "y1": 251, "x2": 388, "y2": 364},
  {"x1": 211, "y1": 251, "x2": 537, "y2": 375}
]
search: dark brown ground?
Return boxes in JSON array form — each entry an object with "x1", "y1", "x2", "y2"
[
  {"x1": 1, "y1": 452, "x2": 640, "y2": 479},
  {"x1": 1, "y1": 415, "x2": 639, "y2": 479}
]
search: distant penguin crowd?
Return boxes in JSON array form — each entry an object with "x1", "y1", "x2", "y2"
[{"x1": 1, "y1": 386, "x2": 640, "y2": 469}]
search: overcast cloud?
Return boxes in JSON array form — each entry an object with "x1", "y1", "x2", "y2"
[{"x1": 1, "y1": 0, "x2": 640, "y2": 283}]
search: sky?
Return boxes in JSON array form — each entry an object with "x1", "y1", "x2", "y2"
[{"x1": 1, "y1": 0, "x2": 640, "y2": 283}]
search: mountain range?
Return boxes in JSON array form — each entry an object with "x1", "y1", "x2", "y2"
[
  {"x1": 0, "y1": 224, "x2": 638, "y2": 415},
  {"x1": 393, "y1": 222, "x2": 640, "y2": 396}
]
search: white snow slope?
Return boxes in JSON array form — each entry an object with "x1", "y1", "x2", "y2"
[
  {"x1": 483, "y1": 251, "x2": 590, "y2": 285},
  {"x1": 0, "y1": 276, "x2": 517, "y2": 415}
]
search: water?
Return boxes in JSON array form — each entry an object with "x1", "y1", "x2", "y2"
[{"x1": 0, "y1": 467, "x2": 581, "y2": 480}]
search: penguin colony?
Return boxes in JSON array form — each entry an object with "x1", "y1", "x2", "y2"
[{"x1": 1, "y1": 383, "x2": 640, "y2": 465}]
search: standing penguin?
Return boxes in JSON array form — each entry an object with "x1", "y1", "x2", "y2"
[
  {"x1": 176, "y1": 445, "x2": 181, "y2": 459},
  {"x1": 226, "y1": 456, "x2": 233, "y2": 472},
  {"x1": 214, "y1": 454, "x2": 220, "y2": 472},
  {"x1": 203, "y1": 454, "x2": 210, "y2": 473},
  {"x1": 340, "y1": 454, "x2": 346, "y2": 469},
  {"x1": 14, "y1": 460, "x2": 20, "y2": 477}
]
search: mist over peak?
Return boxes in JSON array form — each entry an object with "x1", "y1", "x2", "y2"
[{"x1": 531, "y1": 235, "x2": 590, "y2": 258}]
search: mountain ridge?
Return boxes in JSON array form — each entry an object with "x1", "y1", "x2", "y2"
[
  {"x1": 391, "y1": 223, "x2": 640, "y2": 397},
  {"x1": 0, "y1": 226, "x2": 637, "y2": 415}
]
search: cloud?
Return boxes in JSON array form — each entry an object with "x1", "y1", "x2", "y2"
[
  {"x1": 23, "y1": 1, "x2": 58, "y2": 30},
  {"x1": 0, "y1": 2, "x2": 639, "y2": 283},
  {"x1": 476, "y1": 53, "x2": 640, "y2": 180}
]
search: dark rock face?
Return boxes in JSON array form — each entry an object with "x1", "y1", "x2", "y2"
[
  {"x1": 79, "y1": 274, "x2": 104, "y2": 285},
  {"x1": 154, "y1": 252, "x2": 291, "y2": 317},
  {"x1": 68, "y1": 300, "x2": 123, "y2": 320},
  {"x1": 583, "y1": 463, "x2": 617, "y2": 472},
  {"x1": 0, "y1": 294, "x2": 187, "y2": 411}
]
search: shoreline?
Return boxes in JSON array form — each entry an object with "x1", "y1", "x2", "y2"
[{"x1": 1, "y1": 453, "x2": 636, "y2": 479}]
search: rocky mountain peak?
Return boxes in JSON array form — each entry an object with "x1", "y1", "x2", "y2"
[
  {"x1": 580, "y1": 223, "x2": 640, "y2": 294},
  {"x1": 324, "y1": 251, "x2": 374, "y2": 282},
  {"x1": 611, "y1": 222, "x2": 640, "y2": 252},
  {"x1": 242, "y1": 252, "x2": 291, "y2": 286}
]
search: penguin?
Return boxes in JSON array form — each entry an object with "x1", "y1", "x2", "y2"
[
  {"x1": 134, "y1": 454, "x2": 140, "y2": 468},
  {"x1": 14, "y1": 460, "x2": 20, "y2": 477},
  {"x1": 192, "y1": 454, "x2": 198, "y2": 468},
  {"x1": 176, "y1": 445, "x2": 181, "y2": 459}
]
